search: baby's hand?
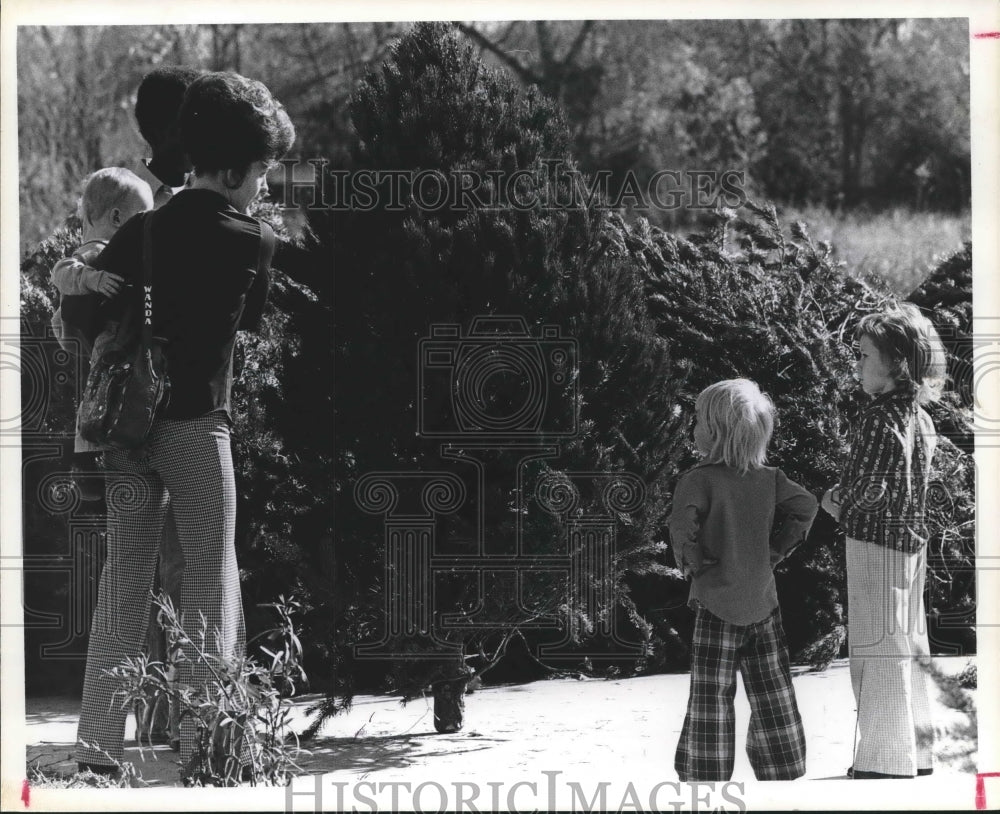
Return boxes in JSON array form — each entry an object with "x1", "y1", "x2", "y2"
[{"x1": 86, "y1": 271, "x2": 124, "y2": 298}]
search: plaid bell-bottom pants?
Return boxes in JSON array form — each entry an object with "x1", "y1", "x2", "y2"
[
  {"x1": 675, "y1": 604, "x2": 807, "y2": 782},
  {"x1": 74, "y1": 411, "x2": 246, "y2": 767}
]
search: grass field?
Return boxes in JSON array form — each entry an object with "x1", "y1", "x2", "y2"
[{"x1": 775, "y1": 205, "x2": 971, "y2": 296}]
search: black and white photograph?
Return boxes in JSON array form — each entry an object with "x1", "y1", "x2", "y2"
[{"x1": 1, "y1": 0, "x2": 997, "y2": 810}]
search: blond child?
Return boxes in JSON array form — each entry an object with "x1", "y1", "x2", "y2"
[
  {"x1": 49, "y1": 167, "x2": 153, "y2": 498},
  {"x1": 51, "y1": 167, "x2": 154, "y2": 355},
  {"x1": 822, "y1": 303, "x2": 946, "y2": 779},
  {"x1": 670, "y1": 379, "x2": 817, "y2": 782}
]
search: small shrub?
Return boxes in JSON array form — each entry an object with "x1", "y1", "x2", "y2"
[
  {"x1": 922, "y1": 659, "x2": 977, "y2": 773},
  {"x1": 956, "y1": 662, "x2": 977, "y2": 690},
  {"x1": 108, "y1": 594, "x2": 308, "y2": 786}
]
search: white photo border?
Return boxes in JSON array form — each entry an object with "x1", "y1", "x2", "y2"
[{"x1": 2, "y1": 0, "x2": 997, "y2": 810}]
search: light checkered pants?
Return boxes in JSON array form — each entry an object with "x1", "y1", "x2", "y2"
[
  {"x1": 75, "y1": 411, "x2": 245, "y2": 766},
  {"x1": 137, "y1": 509, "x2": 183, "y2": 739},
  {"x1": 846, "y1": 537, "x2": 934, "y2": 776},
  {"x1": 675, "y1": 605, "x2": 807, "y2": 782}
]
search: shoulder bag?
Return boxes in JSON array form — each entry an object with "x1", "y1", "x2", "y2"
[{"x1": 78, "y1": 212, "x2": 170, "y2": 449}]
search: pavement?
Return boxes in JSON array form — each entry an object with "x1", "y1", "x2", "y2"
[{"x1": 24, "y1": 657, "x2": 978, "y2": 799}]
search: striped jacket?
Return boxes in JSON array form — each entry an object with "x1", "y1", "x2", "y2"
[{"x1": 838, "y1": 389, "x2": 937, "y2": 552}]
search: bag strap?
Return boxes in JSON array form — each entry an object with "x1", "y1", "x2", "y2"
[
  {"x1": 256, "y1": 220, "x2": 275, "y2": 275},
  {"x1": 141, "y1": 211, "x2": 155, "y2": 349}
]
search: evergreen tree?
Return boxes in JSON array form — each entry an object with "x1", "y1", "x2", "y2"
[
  {"x1": 316, "y1": 22, "x2": 687, "y2": 730},
  {"x1": 907, "y1": 242, "x2": 973, "y2": 451},
  {"x1": 633, "y1": 205, "x2": 975, "y2": 661}
]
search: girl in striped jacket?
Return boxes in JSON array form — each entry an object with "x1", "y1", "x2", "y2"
[{"x1": 823, "y1": 303, "x2": 947, "y2": 779}]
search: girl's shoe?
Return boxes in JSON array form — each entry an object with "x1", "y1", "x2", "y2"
[
  {"x1": 847, "y1": 765, "x2": 931, "y2": 778},
  {"x1": 847, "y1": 766, "x2": 913, "y2": 779}
]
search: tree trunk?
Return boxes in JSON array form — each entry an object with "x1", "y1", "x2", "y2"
[{"x1": 432, "y1": 669, "x2": 471, "y2": 733}]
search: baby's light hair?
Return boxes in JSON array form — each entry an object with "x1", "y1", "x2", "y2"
[
  {"x1": 855, "y1": 303, "x2": 947, "y2": 404},
  {"x1": 78, "y1": 168, "x2": 154, "y2": 226},
  {"x1": 695, "y1": 379, "x2": 775, "y2": 474}
]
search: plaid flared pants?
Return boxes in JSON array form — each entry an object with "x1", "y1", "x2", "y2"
[
  {"x1": 675, "y1": 604, "x2": 807, "y2": 782},
  {"x1": 75, "y1": 411, "x2": 245, "y2": 767}
]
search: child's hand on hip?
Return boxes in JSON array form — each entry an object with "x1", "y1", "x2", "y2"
[{"x1": 688, "y1": 556, "x2": 719, "y2": 578}]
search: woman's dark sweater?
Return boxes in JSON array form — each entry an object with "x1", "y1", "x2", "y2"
[{"x1": 95, "y1": 189, "x2": 272, "y2": 420}]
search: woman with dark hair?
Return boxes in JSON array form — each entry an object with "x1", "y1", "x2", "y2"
[{"x1": 74, "y1": 72, "x2": 295, "y2": 775}]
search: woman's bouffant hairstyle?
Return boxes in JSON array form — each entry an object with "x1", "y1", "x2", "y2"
[
  {"x1": 180, "y1": 72, "x2": 295, "y2": 175},
  {"x1": 135, "y1": 66, "x2": 203, "y2": 145},
  {"x1": 855, "y1": 303, "x2": 947, "y2": 404},
  {"x1": 695, "y1": 379, "x2": 775, "y2": 474}
]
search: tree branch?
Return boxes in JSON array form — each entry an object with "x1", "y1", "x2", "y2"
[
  {"x1": 563, "y1": 20, "x2": 595, "y2": 67},
  {"x1": 494, "y1": 21, "x2": 521, "y2": 48},
  {"x1": 456, "y1": 22, "x2": 542, "y2": 85},
  {"x1": 535, "y1": 20, "x2": 556, "y2": 72}
]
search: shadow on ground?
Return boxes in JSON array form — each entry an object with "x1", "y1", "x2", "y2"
[
  {"x1": 27, "y1": 741, "x2": 182, "y2": 787},
  {"x1": 295, "y1": 731, "x2": 510, "y2": 775}
]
